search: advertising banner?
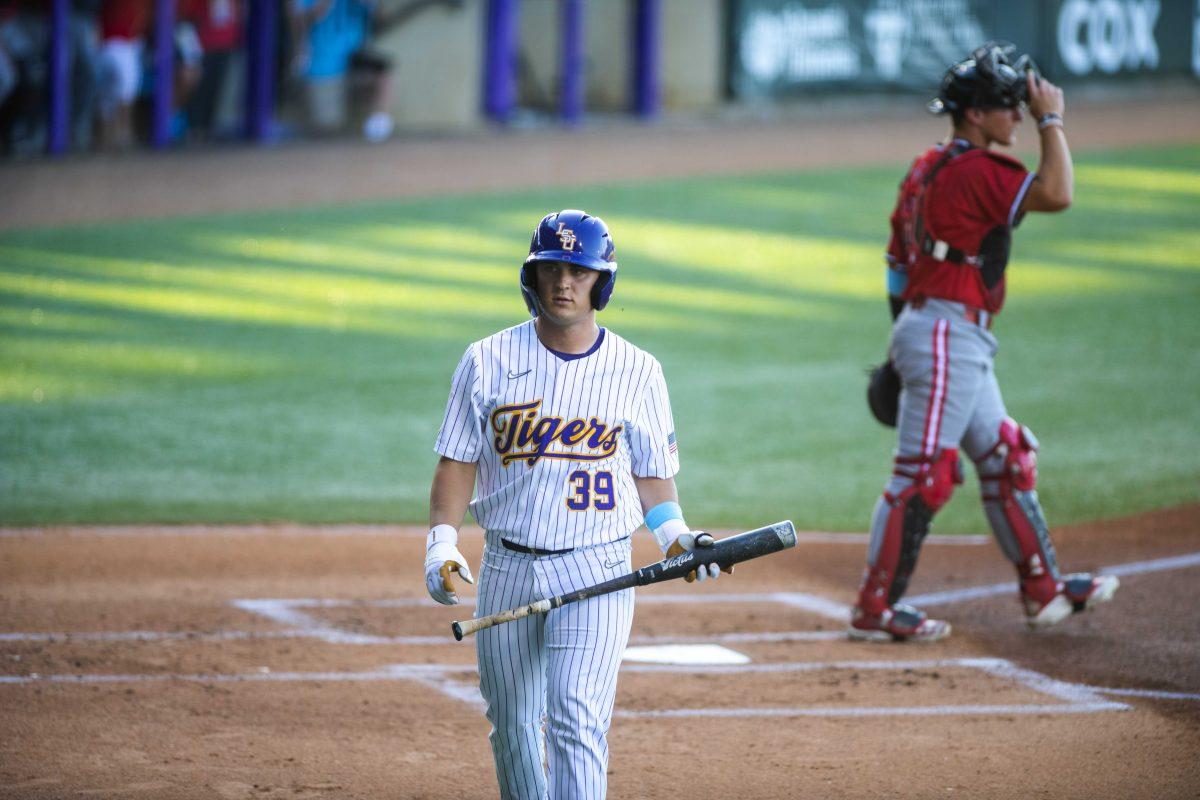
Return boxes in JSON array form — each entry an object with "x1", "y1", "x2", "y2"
[
  {"x1": 1045, "y1": 0, "x2": 1196, "y2": 79},
  {"x1": 729, "y1": 0, "x2": 998, "y2": 97},
  {"x1": 729, "y1": 0, "x2": 1199, "y2": 98}
]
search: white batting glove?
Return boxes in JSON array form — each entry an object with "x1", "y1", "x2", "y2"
[
  {"x1": 665, "y1": 531, "x2": 732, "y2": 584},
  {"x1": 424, "y1": 525, "x2": 475, "y2": 605}
]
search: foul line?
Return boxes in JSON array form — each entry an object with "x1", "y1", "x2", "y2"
[
  {"x1": 1091, "y1": 687, "x2": 1200, "y2": 701},
  {"x1": 617, "y1": 703, "x2": 1121, "y2": 719},
  {"x1": 906, "y1": 551, "x2": 1200, "y2": 608}
]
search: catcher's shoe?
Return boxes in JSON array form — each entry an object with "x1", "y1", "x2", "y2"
[
  {"x1": 848, "y1": 603, "x2": 951, "y2": 643},
  {"x1": 1024, "y1": 573, "x2": 1120, "y2": 629}
]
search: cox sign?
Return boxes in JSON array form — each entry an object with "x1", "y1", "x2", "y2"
[{"x1": 1057, "y1": 0, "x2": 1161, "y2": 74}]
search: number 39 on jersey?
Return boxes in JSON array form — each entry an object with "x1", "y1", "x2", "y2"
[{"x1": 566, "y1": 470, "x2": 616, "y2": 511}]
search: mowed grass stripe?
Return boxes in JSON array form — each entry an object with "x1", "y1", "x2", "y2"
[{"x1": 1, "y1": 143, "x2": 1198, "y2": 529}]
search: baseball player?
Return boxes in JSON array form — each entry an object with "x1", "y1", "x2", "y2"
[
  {"x1": 425, "y1": 209, "x2": 727, "y2": 799},
  {"x1": 850, "y1": 42, "x2": 1119, "y2": 642}
]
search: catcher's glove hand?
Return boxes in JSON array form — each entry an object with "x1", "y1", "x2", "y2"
[
  {"x1": 666, "y1": 531, "x2": 735, "y2": 583},
  {"x1": 867, "y1": 359, "x2": 901, "y2": 428},
  {"x1": 424, "y1": 529, "x2": 475, "y2": 605}
]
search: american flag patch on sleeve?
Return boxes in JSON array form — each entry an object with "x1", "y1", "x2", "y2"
[{"x1": 667, "y1": 431, "x2": 677, "y2": 455}]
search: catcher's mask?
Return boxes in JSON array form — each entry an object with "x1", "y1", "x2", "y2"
[
  {"x1": 928, "y1": 40, "x2": 1039, "y2": 116},
  {"x1": 521, "y1": 209, "x2": 618, "y2": 316}
]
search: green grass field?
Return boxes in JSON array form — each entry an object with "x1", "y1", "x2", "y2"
[{"x1": 2, "y1": 143, "x2": 1198, "y2": 532}]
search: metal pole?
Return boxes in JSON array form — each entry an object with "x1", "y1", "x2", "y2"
[
  {"x1": 631, "y1": 0, "x2": 659, "y2": 118},
  {"x1": 245, "y1": 0, "x2": 278, "y2": 141},
  {"x1": 152, "y1": 0, "x2": 176, "y2": 148},
  {"x1": 244, "y1": 0, "x2": 261, "y2": 139},
  {"x1": 484, "y1": 0, "x2": 518, "y2": 122},
  {"x1": 560, "y1": 0, "x2": 583, "y2": 124},
  {"x1": 47, "y1": 0, "x2": 70, "y2": 155}
]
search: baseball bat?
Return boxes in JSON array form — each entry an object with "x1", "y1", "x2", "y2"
[{"x1": 451, "y1": 520, "x2": 796, "y2": 641}]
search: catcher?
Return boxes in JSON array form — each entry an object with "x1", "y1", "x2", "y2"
[{"x1": 853, "y1": 42, "x2": 1119, "y2": 642}]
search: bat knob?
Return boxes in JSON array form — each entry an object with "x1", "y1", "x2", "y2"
[{"x1": 451, "y1": 621, "x2": 464, "y2": 641}]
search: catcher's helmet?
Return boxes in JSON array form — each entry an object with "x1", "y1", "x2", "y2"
[
  {"x1": 521, "y1": 209, "x2": 618, "y2": 316},
  {"x1": 928, "y1": 41, "x2": 1038, "y2": 116}
]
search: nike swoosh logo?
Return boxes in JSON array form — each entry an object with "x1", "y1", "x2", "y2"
[
  {"x1": 603, "y1": 559, "x2": 624, "y2": 570},
  {"x1": 507, "y1": 368, "x2": 532, "y2": 380}
]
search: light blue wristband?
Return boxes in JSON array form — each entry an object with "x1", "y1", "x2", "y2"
[
  {"x1": 644, "y1": 501, "x2": 683, "y2": 532},
  {"x1": 886, "y1": 264, "x2": 908, "y2": 297}
]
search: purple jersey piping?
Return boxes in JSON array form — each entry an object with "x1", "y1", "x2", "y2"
[{"x1": 544, "y1": 328, "x2": 606, "y2": 362}]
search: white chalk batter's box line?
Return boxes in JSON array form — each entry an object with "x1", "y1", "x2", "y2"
[
  {"x1": 4, "y1": 552, "x2": 1200, "y2": 716},
  {"x1": 7, "y1": 657, "x2": 1198, "y2": 717},
  {"x1": 10, "y1": 550, "x2": 1188, "y2": 648},
  {"x1": 219, "y1": 548, "x2": 1200, "y2": 643}
]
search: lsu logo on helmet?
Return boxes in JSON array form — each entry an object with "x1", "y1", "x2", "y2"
[{"x1": 556, "y1": 223, "x2": 577, "y2": 251}]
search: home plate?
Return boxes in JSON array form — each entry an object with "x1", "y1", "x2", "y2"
[{"x1": 621, "y1": 644, "x2": 750, "y2": 665}]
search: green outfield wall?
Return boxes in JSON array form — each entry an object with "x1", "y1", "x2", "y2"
[{"x1": 727, "y1": 0, "x2": 1200, "y2": 99}]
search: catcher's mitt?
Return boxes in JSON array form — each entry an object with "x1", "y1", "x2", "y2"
[{"x1": 867, "y1": 359, "x2": 901, "y2": 428}]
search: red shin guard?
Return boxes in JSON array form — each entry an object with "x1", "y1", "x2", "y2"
[
  {"x1": 979, "y1": 419, "x2": 1060, "y2": 604},
  {"x1": 858, "y1": 449, "x2": 962, "y2": 616}
]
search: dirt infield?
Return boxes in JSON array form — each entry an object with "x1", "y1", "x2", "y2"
[
  {"x1": 3, "y1": 91, "x2": 1199, "y2": 797},
  {"x1": 1, "y1": 504, "x2": 1198, "y2": 798}
]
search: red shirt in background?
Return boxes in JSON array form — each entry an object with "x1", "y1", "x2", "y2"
[
  {"x1": 101, "y1": 0, "x2": 152, "y2": 41},
  {"x1": 181, "y1": 0, "x2": 242, "y2": 52}
]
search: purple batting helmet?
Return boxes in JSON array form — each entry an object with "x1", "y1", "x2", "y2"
[{"x1": 520, "y1": 209, "x2": 618, "y2": 316}]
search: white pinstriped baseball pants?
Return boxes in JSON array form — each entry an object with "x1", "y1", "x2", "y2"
[{"x1": 475, "y1": 533, "x2": 634, "y2": 800}]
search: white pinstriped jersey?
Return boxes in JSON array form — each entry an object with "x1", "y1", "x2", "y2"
[{"x1": 435, "y1": 320, "x2": 678, "y2": 551}]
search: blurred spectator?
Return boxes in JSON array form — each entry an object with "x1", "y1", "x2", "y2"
[
  {"x1": 0, "y1": 48, "x2": 13, "y2": 116},
  {"x1": 98, "y1": 0, "x2": 151, "y2": 150},
  {"x1": 0, "y1": 0, "x2": 102, "y2": 155},
  {"x1": 289, "y1": 0, "x2": 459, "y2": 143},
  {"x1": 69, "y1": 0, "x2": 103, "y2": 151},
  {"x1": 289, "y1": 0, "x2": 393, "y2": 142},
  {"x1": 1, "y1": 1, "x2": 51, "y2": 155},
  {"x1": 181, "y1": 0, "x2": 242, "y2": 141},
  {"x1": 0, "y1": 4, "x2": 19, "y2": 116},
  {"x1": 136, "y1": 10, "x2": 203, "y2": 143}
]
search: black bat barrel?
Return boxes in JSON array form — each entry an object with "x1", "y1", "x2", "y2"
[
  {"x1": 451, "y1": 520, "x2": 799, "y2": 641},
  {"x1": 636, "y1": 520, "x2": 797, "y2": 586}
]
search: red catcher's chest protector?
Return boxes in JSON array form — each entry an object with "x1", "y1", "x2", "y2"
[{"x1": 897, "y1": 144, "x2": 1027, "y2": 313}]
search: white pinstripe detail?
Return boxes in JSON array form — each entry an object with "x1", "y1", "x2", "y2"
[
  {"x1": 433, "y1": 320, "x2": 678, "y2": 798},
  {"x1": 435, "y1": 322, "x2": 676, "y2": 552}
]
